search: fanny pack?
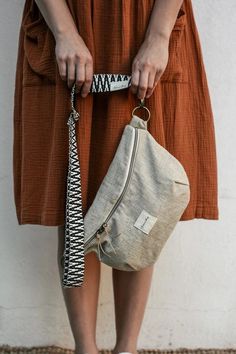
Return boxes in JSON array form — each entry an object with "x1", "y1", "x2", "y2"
[{"x1": 61, "y1": 73, "x2": 190, "y2": 288}]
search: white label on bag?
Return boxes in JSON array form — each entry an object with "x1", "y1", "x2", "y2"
[{"x1": 134, "y1": 210, "x2": 157, "y2": 235}]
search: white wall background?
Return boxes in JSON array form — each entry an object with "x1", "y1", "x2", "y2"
[{"x1": 0, "y1": 0, "x2": 236, "y2": 350}]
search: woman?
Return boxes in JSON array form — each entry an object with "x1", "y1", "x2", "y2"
[{"x1": 13, "y1": 1, "x2": 219, "y2": 353}]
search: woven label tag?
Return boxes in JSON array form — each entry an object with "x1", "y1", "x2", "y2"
[
  {"x1": 133, "y1": 210, "x2": 157, "y2": 235},
  {"x1": 110, "y1": 80, "x2": 130, "y2": 91}
]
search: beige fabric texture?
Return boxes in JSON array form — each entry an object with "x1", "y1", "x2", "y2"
[{"x1": 83, "y1": 113, "x2": 191, "y2": 271}]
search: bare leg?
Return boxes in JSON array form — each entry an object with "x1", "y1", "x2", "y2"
[
  {"x1": 112, "y1": 265, "x2": 155, "y2": 354},
  {"x1": 57, "y1": 224, "x2": 101, "y2": 354}
]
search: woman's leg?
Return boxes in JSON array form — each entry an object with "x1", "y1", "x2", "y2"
[
  {"x1": 57, "y1": 224, "x2": 101, "y2": 354},
  {"x1": 112, "y1": 265, "x2": 155, "y2": 354}
]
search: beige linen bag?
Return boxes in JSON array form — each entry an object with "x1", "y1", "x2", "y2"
[
  {"x1": 83, "y1": 110, "x2": 190, "y2": 267},
  {"x1": 61, "y1": 74, "x2": 190, "y2": 288}
]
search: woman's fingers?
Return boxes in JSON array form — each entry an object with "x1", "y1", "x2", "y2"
[
  {"x1": 57, "y1": 57, "x2": 67, "y2": 81},
  {"x1": 67, "y1": 57, "x2": 76, "y2": 89},
  {"x1": 55, "y1": 32, "x2": 94, "y2": 97},
  {"x1": 131, "y1": 61, "x2": 158, "y2": 100},
  {"x1": 80, "y1": 60, "x2": 93, "y2": 97},
  {"x1": 130, "y1": 67, "x2": 140, "y2": 96},
  {"x1": 145, "y1": 70, "x2": 156, "y2": 98},
  {"x1": 75, "y1": 61, "x2": 85, "y2": 93},
  {"x1": 138, "y1": 68, "x2": 150, "y2": 100},
  {"x1": 131, "y1": 66, "x2": 157, "y2": 100},
  {"x1": 146, "y1": 70, "x2": 162, "y2": 98},
  {"x1": 130, "y1": 35, "x2": 169, "y2": 100}
]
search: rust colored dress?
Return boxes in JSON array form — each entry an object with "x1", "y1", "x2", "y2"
[{"x1": 13, "y1": 0, "x2": 219, "y2": 226}]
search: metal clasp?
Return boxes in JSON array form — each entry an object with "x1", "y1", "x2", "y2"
[
  {"x1": 131, "y1": 97, "x2": 151, "y2": 122},
  {"x1": 69, "y1": 83, "x2": 80, "y2": 122},
  {"x1": 139, "y1": 98, "x2": 145, "y2": 107}
]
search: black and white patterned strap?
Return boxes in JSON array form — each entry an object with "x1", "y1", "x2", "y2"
[
  {"x1": 61, "y1": 73, "x2": 132, "y2": 288},
  {"x1": 61, "y1": 84, "x2": 85, "y2": 288},
  {"x1": 90, "y1": 73, "x2": 131, "y2": 92}
]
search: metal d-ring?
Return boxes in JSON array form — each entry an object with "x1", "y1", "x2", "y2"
[{"x1": 131, "y1": 98, "x2": 151, "y2": 122}]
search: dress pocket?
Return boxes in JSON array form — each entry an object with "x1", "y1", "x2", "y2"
[
  {"x1": 160, "y1": 7, "x2": 188, "y2": 83},
  {"x1": 22, "y1": 2, "x2": 57, "y2": 86}
]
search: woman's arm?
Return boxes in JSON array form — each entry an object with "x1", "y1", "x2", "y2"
[
  {"x1": 35, "y1": 0, "x2": 93, "y2": 96},
  {"x1": 145, "y1": 0, "x2": 184, "y2": 42},
  {"x1": 131, "y1": 0, "x2": 184, "y2": 100}
]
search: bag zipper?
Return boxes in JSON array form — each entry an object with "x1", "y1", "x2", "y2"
[{"x1": 84, "y1": 127, "x2": 139, "y2": 249}]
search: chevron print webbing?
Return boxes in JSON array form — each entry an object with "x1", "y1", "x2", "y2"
[
  {"x1": 90, "y1": 73, "x2": 131, "y2": 92},
  {"x1": 61, "y1": 84, "x2": 85, "y2": 288},
  {"x1": 61, "y1": 74, "x2": 132, "y2": 288}
]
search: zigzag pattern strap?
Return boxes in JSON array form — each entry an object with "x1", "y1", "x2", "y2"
[
  {"x1": 91, "y1": 73, "x2": 131, "y2": 92},
  {"x1": 61, "y1": 84, "x2": 85, "y2": 288},
  {"x1": 61, "y1": 74, "x2": 131, "y2": 288}
]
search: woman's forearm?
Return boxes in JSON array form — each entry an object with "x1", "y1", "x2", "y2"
[
  {"x1": 34, "y1": 0, "x2": 94, "y2": 94},
  {"x1": 130, "y1": 0, "x2": 184, "y2": 99},
  {"x1": 144, "y1": 0, "x2": 184, "y2": 42},
  {"x1": 34, "y1": 0, "x2": 78, "y2": 40}
]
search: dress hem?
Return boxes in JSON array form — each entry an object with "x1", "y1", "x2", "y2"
[{"x1": 15, "y1": 205, "x2": 219, "y2": 226}]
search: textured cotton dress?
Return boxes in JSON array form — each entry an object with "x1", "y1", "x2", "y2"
[{"x1": 13, "y1": 0, "x2": 219, "y2": 226}]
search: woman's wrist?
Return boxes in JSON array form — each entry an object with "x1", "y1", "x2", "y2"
[
  {"x1": 35, "y1": 0, "x2": 80, "y2": 43},
  {"x1": 144, "y1": 29, "x2": 170, "y2": 46},
  {"x1": 143, "y1": 0, "x2": 183, "y2": 46},
  {"x1": 54, "y1": 25, "x2": 79, "y2": 42}
]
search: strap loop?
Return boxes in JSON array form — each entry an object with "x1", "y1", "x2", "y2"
[{"x1": 61, "y1": 82, "x2": 85, "y2": 288}]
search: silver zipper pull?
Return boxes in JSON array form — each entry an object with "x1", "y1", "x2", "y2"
[
  {"x1": 97, "y1": 222, "x2": 108, "y2": 234},
  {"x1": 96, "y1": 222, "x2": 117, "y2": 259},
  {"x1": 95, "y1": 222, "x2": 114, "y2": 260}
]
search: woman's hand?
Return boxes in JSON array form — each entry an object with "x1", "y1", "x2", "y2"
[
  {"x1": 34, "y1": 0, "x2": 94, "y2": 96},
  {"x1": 55, "y1": 31, "x2": 93, "y2": 97},
  {"x1": 130, "y1": 0, "x2": 184, "y2": 100},
  {"x1": 130, "y1": 34, "x2": 169, "y2": 100}
]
